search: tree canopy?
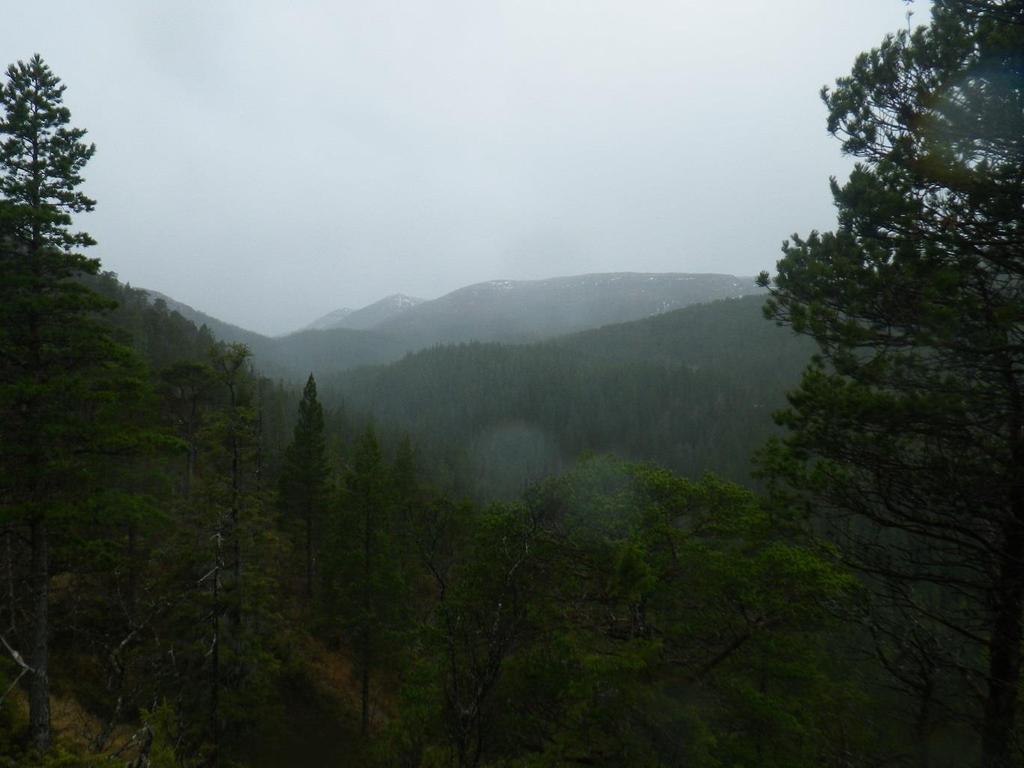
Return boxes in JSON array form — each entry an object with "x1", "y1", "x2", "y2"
[{"x1": 758, "y1": 2, "x2": 1024, "y2": 764}]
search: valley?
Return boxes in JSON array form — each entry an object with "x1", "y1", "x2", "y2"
[{"x1": 2, "y1": 3, "x2": 1017, "y2": 764}]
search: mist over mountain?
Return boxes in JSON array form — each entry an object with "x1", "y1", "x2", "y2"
[
  {"x1": 340, "y1": 272, "x2": 762, "y2": 346},
  {"x1": 147, "y1": 272, "x2": 763, "y2": 378},
  {"x1": 303, "y1": 307, "x2": 353, "y2": 331},
  {"x1": 139, "y1": 273, "x2": 789, "y2": 492},
  {"x1": 143, "y1": 289, "x2": 267, "y2": 350},
  {"x1": 320, "y1": 293, "x2": 810, "y2": 496},
  {"x1": 135, "y1": 277, "x2": 795, "y2": 494},
  {"x1": 305, "y1": 293, "x2": 424, "y2": 332}
]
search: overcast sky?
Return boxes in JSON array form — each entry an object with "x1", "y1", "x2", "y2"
[{"x1": 3, "y1": 1, "x2": 925, "y2": 335}]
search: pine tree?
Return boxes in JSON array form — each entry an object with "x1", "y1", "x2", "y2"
[
  {"x1": 757, "y1": 3, "x2": 1024, "y2": 764},
  {"x1": 0, "y1": 55, "x2": 145, "y2": 751}
]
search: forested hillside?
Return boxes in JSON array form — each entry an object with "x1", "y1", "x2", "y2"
[
  {"x1": 323, "y1": 296, "x2": 812, "y2": 497},
  {"x1": 140, "y1": 291, "x2": 410, "y2": 380}
]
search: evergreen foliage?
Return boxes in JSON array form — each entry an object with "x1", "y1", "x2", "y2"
[
  {"x1": 0, "y1": 54, "x2": 154, "y2": 752},
  {"x1": 757, "y1": 2, "x2": 1024, "y2": 764},
  {"x1": 322, "y1": 297, "x2": 812, "y2": 497},
  {"x1": 279, "y1": 374, "x2": 330, "y2": 598}
]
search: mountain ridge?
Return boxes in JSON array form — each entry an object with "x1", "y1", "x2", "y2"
[
  {"x1": 357, "y1": 272, "x2": 762, "y2": 347},
  {"x1": 145, "y1": 271, "x2": 764, "y2": 377}
]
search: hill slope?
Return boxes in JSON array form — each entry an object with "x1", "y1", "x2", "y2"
[
  {"x1": 322, "y1": 295, "x2": 811, "y2": 496},
  {"x1": 143, "y1": 289, "x2": 407, "y2": 379},
  {"x1": 374, "y1": 272, "x2": 763, "y2": 346}
]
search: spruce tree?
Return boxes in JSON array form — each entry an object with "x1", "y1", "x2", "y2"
[{"x1": 279, "y1": 373, "x2": 329, "y2": 598}]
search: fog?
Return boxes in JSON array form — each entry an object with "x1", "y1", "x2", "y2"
[{"x1": 2, "y1": 1, "x2": 924, "y2": 334}]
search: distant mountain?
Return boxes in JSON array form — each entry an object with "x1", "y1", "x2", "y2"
[
  {"x1": 149, "y1": 273, "x2": 764, "y2": 379},
  {"x1": 336, "y1": 294, "x2": 423, "y2": 331},
  {"x1": 304, "y1": 294, "x2": 423, "y2": 332},
  {"x1": 303, "y1": 307, "x2": 353, "y2": 331},
  {"x1": 373, "y1": 273, "x2": 763, "y2": 346}
]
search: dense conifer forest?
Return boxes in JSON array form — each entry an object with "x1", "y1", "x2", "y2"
[{"x1": 2, "y1": 2, "x2": 1023, "y2": 766}]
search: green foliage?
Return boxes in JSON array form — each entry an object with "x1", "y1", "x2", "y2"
[
  {"x1": 0, "y1": 53, "x2": 172, "y2": 754},
  {"x1": 380, "y1": 457, "x2": 861, "y2": 767},
  {"x1": 758, "y1": 2, "x2": 1024, "y2": 763},
  {"x1": 0, "y1": 54, "x2": 95, "y2": 252},
  {"x1": 0, "y1": 55, "x2": 149, "y2": 525},
  {"x1": 140, "y1": 702, "x2": 198, "y2": 768},
  {"x1": 319, "y1": 424, "x2": 413, "y2": 737},
  {"x1": 281, "y1": 374, "x2": 329, "y2": 501},
  {"x1": 278, "y1": 373, "x2": 330, "y2": 598}
]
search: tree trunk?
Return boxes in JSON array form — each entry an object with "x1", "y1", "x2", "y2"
[
  {"x1": 914, "y1": 676, "x2": 933, "y2": 768},
  {"x1": 185, "y1": 443, "x2": 195, "y2": 497},
  {"x1": 4, "y1": 525, "x2": 15, "y2": 632},
  {"x1": 360, "y1": 648, "x2": 370, "y2": 738},
  {"x1": 230, "y1": 431, "x2": 241, "y2": 629},
  {"x1": 361, "y1": 502, "x2": 371, "y2": 737},
  {"x1": 126, "y1": 522, "x2": 138, "y2": 617},
  {"x1": 29, "y1": 516, "x2": 50, "y2": 751},
  {"x1": 980, "y1": 517, "x2": 1024, "y2": 768},
  {"x1": 255, "y1": 379, "x2": 263, "y2": 495},
  {"x1": 211, "y1": 546, "x2": 221, "y2": 768},
  {"x1": 305, "y1": 503, "x2": 314, "y2": 599},
  {"x1": 26, "y1": 197, "x2": 49, "y2": 751},
  {"x1": 185, "y1": 394, "x2": 198, "y2": 497},
  {"x1": 981, "y1": 392, "x2": 1024, "y2": 768}
]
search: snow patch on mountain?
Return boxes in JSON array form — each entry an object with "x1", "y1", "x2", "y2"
[{"x1": 303, "y1": 293, "x2": 425, "y2": 332}]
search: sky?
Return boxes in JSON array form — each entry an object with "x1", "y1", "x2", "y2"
[{"x1": 3, "y1": 1, "x2": 925, "y2": 335}]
